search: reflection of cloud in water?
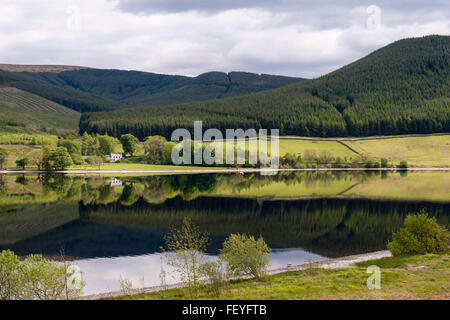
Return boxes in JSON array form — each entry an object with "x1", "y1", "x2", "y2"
[{"x1": 73, "y1": 249, "x2": 324, "y2": 295}]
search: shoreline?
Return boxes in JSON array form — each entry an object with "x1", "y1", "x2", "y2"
[
  {"x1": 82, "y1": 250, "x2": 392, "y2": 300},
  {"x1": 1, "y1": 167, "x2": 449, "y2": 175}
]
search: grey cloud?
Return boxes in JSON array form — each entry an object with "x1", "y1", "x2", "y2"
[
  {"x1": 0, "y1": 0, "x2": 449, "y2": 79},
  {"x1": 113, "y1": 0, "x2": 449, "y2": 15}
]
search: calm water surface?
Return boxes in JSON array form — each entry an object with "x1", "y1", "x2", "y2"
[{"x1": 0, "y1": 171, "x2": 448, "y2": 294}]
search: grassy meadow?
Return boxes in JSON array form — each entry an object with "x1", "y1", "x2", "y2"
[
  {"x1": 1, "y1": 134, "x2": 449, "y2": 170},
  {"x1": 203, "y1": 134, "x2": 449, "y2": 167},
  {"x1": 0, "y1": 145, "x2": 40, "y2": 169},
  {"x1": 344, "y1": 135, "x2": 450, "y2": 167}
]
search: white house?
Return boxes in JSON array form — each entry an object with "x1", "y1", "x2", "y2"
[
  {"x1": 106, "y1": 153, "x2": 123, "y2": 162},
  {"x1": 107, "y1": 178, "x2": 122, "y2": 186}
]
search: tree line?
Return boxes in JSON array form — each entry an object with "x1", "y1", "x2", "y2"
[{"x1": 79, "y1": 35, "x2": 450, "y2": 138}]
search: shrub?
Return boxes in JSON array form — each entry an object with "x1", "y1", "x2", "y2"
[
  {"x1": 397, "y1": 160, "x2": 408, "y2": 168},
  {"x1": 0, "y1": 250, "x2": 85, "y2": 300},
  {"x1": 200, "y1": 260, "x2": 228, "y2": 297},
  {"x1": 220, "y1": 234, "x2": 271, "y2": 278},
  {"x1": 0, "y1": 250, "x2": 21, "y2": 300},
  {"x1": 118, "y1": 275, "x2": 133, "y2": 295},
  {"x1": 380, "y1": 158, "x2": 389, "y2": 168},
  {"x1": 387, "y1": 211, "x2": 450, "y2": 255},
  {"x1": 15, "y1": 157, "x2": 29, "y2": 170}
]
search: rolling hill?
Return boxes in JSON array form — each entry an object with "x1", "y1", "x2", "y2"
[
  {"x1": 79, "y1": 35, "x2": 450, "y2": 139},
  {"x1": 0, "y1": 65, "x2": 305, "y2": 111},
  {"x1": 0, "y1": 86, "x2": 80, "y2": 133}
]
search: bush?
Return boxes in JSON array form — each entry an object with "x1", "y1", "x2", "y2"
[
  {"x1": 15, "y1": 157, "x2": 29, "y2": 170},
  {"x1": 220, "y1": 234, "x2": 271, "y2": 278},
  {"x1": 0, "y1": 250, "x2": 85, "y2": 300},
  {"x1": 387, "y1": 211, "x2": 450, "y2": 255},
  {"x1": 0, "y1": 250, "x2": 21, "y2": 299},
  {"x1": 200, "y1": 260, "x2": 228, "y2": 297},
  {"x1": 397, "y1": 160, "x2": 408, "y2": 168}
]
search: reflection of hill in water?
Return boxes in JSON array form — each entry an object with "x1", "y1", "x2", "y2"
[
  {"x1": 4, "y1": 197, "x2": 449, "y2": 258},
  {"x1": 0, "y1": 202, "x2": 78, "y2": 245}
]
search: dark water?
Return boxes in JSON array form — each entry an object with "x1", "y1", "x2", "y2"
[{"x1": 0, "y1": 171, "x2": 449, "y2": 294}]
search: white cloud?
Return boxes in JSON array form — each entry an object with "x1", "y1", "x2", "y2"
[{"x1": 0, "y1": 0, "x2": 448, "y2": 78}]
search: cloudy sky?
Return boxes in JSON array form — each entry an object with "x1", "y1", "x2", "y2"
[{"x1": 0, "y1": 0, "x2": 448, "y2": 78}]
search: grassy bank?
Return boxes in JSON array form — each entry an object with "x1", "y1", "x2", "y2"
[{"x1": 108, "y1": 254, "x2": 449, "y2": 300}]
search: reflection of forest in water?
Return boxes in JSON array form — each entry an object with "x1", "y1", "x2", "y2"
[{"x1": 0, "y1": 172, "x2": 449, "y2": 259}]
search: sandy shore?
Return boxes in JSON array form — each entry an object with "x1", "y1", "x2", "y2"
[{"x1": 82, "y1": 250, "x2": 392, "y2": 300}]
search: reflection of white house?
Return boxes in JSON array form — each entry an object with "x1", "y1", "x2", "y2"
[
  {"x1": 106, "y1": 153, "x2": 122, "y2": 162},
  {"x1": 107, "y1": 178, "x2": 122, "y2": 186}
]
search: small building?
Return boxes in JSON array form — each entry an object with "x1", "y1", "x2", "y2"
[
  {"x1": 106, "y1": 153, "x2": 122, "y2": 162},
  {"x1": 107, "y1": 178, "x2": 122, "y2": 186}
]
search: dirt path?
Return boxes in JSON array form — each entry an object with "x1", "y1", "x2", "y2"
[{"x1": 82, "y1": 250, "x2": 392, "y2": 300}]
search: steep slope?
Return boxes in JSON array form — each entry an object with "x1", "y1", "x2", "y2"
[
  {"x1": 0, "y1": 66, "x2": 305, "y2": 111},
  {"x1": 80, "y1": 35, "x2": 450, "y2": 139},
  {"x1": 0, "y1": 87, "x2": 80, "y2": 133}
]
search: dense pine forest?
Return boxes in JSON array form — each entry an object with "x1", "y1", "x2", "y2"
[{"x1": 79, "y1": 35, "x2": 450, "y2": 139}]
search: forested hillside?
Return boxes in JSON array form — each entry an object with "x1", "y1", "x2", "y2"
[
  {"x1": 79, "y1": 35, "x2": 450, "y2": 139},
  {"x1": 0, "y1": 70, "x2": 124, "y2": 112},
  {"x1": 0, "y1": 66, "x2": 304, "y2": 111}
]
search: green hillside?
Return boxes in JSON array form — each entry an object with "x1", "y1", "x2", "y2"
[
  {"x1": 0, "y1": 87, "x2": 80, "y2": 134},
  {"x1": 79, "y1": 35, "x2": 450, "y2": 139},
  {"x1": 0, "y1": 66, "x2": 304, "y2": 111}
]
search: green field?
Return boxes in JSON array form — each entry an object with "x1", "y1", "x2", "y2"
[
  {"x1": 0, "y1": 145, "x2": 41, "y2": 169},
  {"x1": 2, "y1": 134, "x2": 449, "y2": 170},
  {"x1": 109, "y1": 254, "x2": 450, "y2": 300},
  {"x1": 278, "y1": 139, "x2": 354, "y2": 158},
  {"x1": 0, "y1": 87, "x2": 80, "y2": 134},
  {"x1": 345, "y1": 135, "x2": 450, "y2": 167},
  {"x1": 207, "y1": 134, "x2": 449, "y2": 167}
]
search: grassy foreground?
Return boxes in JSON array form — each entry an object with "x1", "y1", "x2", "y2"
[{"x1": 108, "y1": 254, "x2": 449, "y2": 300}]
